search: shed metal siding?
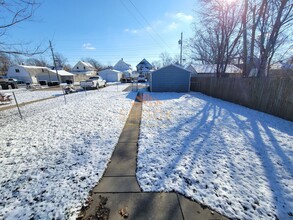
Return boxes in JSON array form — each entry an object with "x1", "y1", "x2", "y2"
[
  {"x1": 98, "y1": 69, "x2": 122, "y2": 82},
  {"x1": 107, "y1": 71, "x2": 122, "y2": 82},
  {"x1": 151, "y1": 65, "x2": 190, "y2": 92}
]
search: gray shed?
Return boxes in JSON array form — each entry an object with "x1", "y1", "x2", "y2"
[{"x1": 150, "y1": 64, "x2": 191, "y2": 92}]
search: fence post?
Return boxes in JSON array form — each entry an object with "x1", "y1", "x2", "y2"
[
  {"x1": 62, "y1": 87, "x2": 67, "y2": 104},
  {"x1": 12, "y1": 92, "x2": 23, "y2": 120}
]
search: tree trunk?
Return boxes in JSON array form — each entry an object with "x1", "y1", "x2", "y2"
[
  {"x1": 249, "y1": 5, "x2": 257, "y2": 75},
  {"x1": 242, "y1": 0, "x2": 248, "y2": 77},
  {"x1": 258, "y1": 54, "x2": 269, "y2": 77}
]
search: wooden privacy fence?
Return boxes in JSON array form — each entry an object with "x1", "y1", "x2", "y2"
[{"x1": 190, "y1": 77, "x2": 293, "y2": 121}]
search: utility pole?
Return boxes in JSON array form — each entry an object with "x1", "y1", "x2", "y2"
[
  {"x1": 178, "y1": 32, "x2": 183, "y2": 65},
  {"x1": 49, "y1": 40, "x2": 60, "y2": 82},
  {"x1": 49, "y1": 40, "x2": 66, "y2": 104}
]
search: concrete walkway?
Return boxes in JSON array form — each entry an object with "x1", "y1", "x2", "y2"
[{"x1": 78, "y1": 92, "x2": 229, "y2": 220}]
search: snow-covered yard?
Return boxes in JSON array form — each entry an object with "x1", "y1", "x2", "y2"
[
  {"x1": 137, "y1": 92, "x2": 293, "y2": 220},
  {"x1": 0, "y1": 89, "x2": 63, "y2": 109},
  {"x1": 0, "y1": 83, "x2": 131, "y2": 110},
  {"x1": 0, "y1": 90, "x2": 136, "y2": 219}
]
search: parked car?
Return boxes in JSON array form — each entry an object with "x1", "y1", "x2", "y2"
[
  {"x1": 137, "y1": 74, "x2": 147, "y2": 82},
  {"x1": 0, "y1": 77, "x2": 18, "y2": 90},
  {"x1": 80, "y1": 76, "x2": 106, "y2": 89},
  {"x1": 7, "y1": 78, "x2": 18, "y2": 82},
  {"x1": 120, "y1": 73, "x2": 134, "y2": 83}
]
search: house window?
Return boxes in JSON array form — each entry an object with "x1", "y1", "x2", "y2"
[
  {"x1": 42, "y1": 68, "x2": 44, "y2": 72},
  {"x1": 15, "y1": 69, "x2": 20, "y2": 73},
  {"x1": 83, "y1": 66, "x2": 86, "y2": 70},
  {"x1": 77, "y1": 67, "x2": 79, "y2": 69}
]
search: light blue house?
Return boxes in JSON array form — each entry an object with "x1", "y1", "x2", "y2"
[{"x1": 150, "y1": 64, "x2": 191, "y2": 92}]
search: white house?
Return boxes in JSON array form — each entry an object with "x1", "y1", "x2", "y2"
[
  {"x1": 71, "y1": 61, "x2": 96, "y2": 75},
  {"x1": 7, "y1": 65, "x2": 74, "y2": 84},
  {"x1": 136, "y1": 58, "x2": 153, "y2": 80},
  {"x1": 136, "y1": 58, "x2": 153, "y2": 72},
  {"x1": 98, "y1": 69, "x2": 123, "y2": 82},
  {"x1": 113, "y1": 58, "x2": 132, "y2": 72},
  {"x1": 186, "y1": 64, "x2": 242, "y2": 77}
]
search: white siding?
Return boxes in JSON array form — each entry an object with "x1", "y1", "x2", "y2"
[
  {"x1": 72, "y1": 61, "x2": 95, "y2": 73},
  {"x1": 98, "y1": 69, "x2": 122, "y2": 82},
  {"x1": 7, "y1": 66, "x2": 38, "y2": 84},
  {"x1": 37, "y1": 72, "x2": 59, "y2": 82},
  {"x1": 113, "y1": 59, "x2": 132, "y2": 72}
]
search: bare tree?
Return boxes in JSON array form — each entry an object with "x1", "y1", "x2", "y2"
[
  {"x1": 151, "y1": 60, "x2": 161, "y2": 69},
  {"x1": 190, "y1": 0, "x2": 292, "y2": 77},
  {"x1": 83, "y1": 57, "x2": 103, "y2": 71},
  {"x1": 0, "y1": 53, "x2": 12, "y2": 74},
  {"x1": 188, "y1": 28, "x2": 219, "y2": 64},
  {"x1": 63, "y1": 64, "x2": 72, "y2": 72},
  {"x1": 288, "y1": 55, "x2": 293, "y2": 64},
  {"x1": 242, "y1": 0, "x2": 249, "y2": 76},
  {"x1": 189, "y1": 0, "x2": 243, "y2": 77},
  {"x1": 159, "y1": 52, "x2": 174, "y2": 67},
  {"x1": 54, "y1": 53, "x2": 68, "y2": 67},
  {"x1": 173, "y1": 55, "x2": 182, "y2": 65},
  {"x1": 255, "y1": 0, "x2": 293, "y2": 77},
  {"x1": 241, "y1": 0, "x2": 293, "y2": 76},
  {"x1": 26, "y1": 57, "x2": 48, "y2": 66},
  {"x1": 0, "y1": 0, "x2": 46, "y2": 55},
  {"x1": 13, "y1": 55, "x2": 25, "y2": 65},
  {"x1": 49, "y1": 53, "x2": 72, "y2": 71}
]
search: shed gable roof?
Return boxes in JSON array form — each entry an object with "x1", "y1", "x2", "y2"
[
  {"x1": 153, "y1": 64, "x2": 191, "y2": 75},
  {"x1": 98, "y1": 69, "x2": 121, "y2": 74}
]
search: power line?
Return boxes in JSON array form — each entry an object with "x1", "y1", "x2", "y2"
[
  {"x1": 119, "y1": 0, "x2": 167, "y2": 52},
  {"x1": 128, "y1": 0, "x2": 171, "y2": 50}
]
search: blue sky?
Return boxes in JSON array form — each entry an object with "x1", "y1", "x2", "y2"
[{"x1": 6, "y1": 0, "x2": 197, "y2": 68}]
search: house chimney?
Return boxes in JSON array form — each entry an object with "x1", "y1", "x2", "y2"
[{"x1": 121, "y1": 58, "x2": 123, "y2": 61}]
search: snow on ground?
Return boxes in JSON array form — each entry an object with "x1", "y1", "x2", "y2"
[
  {"x1": 0, "y1": 90, "x2": 136, "y2": 219},
  {"x1": 0, "y1": 89, "x2": 63, "y2": 109},
  {"x1": 0, "y1": 83, "x2": 131, "y2": 109},
  {"x1": 137, "y1": 92, "x2": 293, "y2": 220}
]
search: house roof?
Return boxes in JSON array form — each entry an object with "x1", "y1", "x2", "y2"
[
  {"x1": 153, "y1": 64, "x2": 191, "y2": 74},
  {"x1": 136, "y1": 58, "x2": 153, "y2": 69},
  {"x1": 98, "y1": 69, "x2": 121, "y2": 74},
  {"x1": 52, "y1": 70, "x2": 74, "y2": 76},
  {"x1": 114, "y1": 59, "x2": 132, "y2": 69},
  {"x1": 79, "y1": 61, "x2": 95, "y2": 70},
  {"x1": 71, "y1": 61, "x2": 95, "y2": 71},
  {"x1": 188, "y1": 64, "x2": 242, "y2": 74},
  {"x1": 16, "y1": 65, "x2": 50, "y2": 76},
  {"x1": 12, "y1": 65, "x2": 73, "y2": 76}
]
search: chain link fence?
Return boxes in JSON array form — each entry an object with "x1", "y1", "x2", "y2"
[{"x1": 0, "y1": 83, "x2": 138, "y2": 125}]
